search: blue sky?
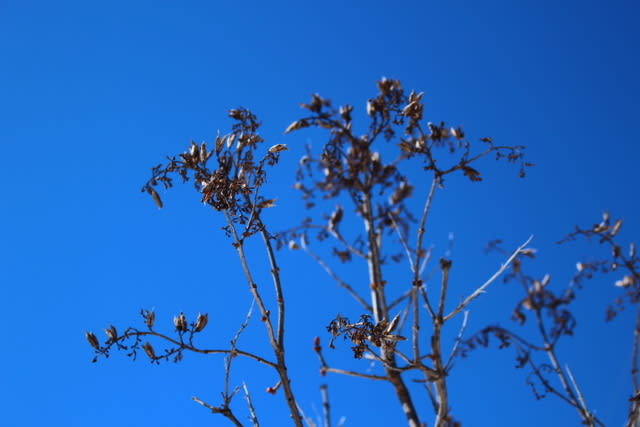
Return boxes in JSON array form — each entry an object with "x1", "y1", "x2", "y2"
[{"x1": 1, "y1": 1, "x2": 639, "y2": 426}]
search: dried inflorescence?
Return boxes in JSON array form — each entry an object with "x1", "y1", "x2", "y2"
[
  {"x1": 85, "y1": 309, "x2": 209, "y2": 364},
  {"x1": 560, "y1": 212, "x2": 640, "y2": 320},
  {"x1": 142, "y1": 108, "x2": 286, "y2": 238},
  {"x1": 460, "y1": 213, "x2": 638, "y2": 426},
  {"x1": 326, "y1": 314, "x2": 405, "y2": 359},
  {"x1": 278, "y1": 78, "x2": 530, "y2": 267}
]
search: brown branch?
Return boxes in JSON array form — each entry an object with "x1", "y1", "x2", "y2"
[
  {"x1": 224, "y1": 210, "x2": 303, "y2": 427},
  {"x1": 192, "y1": 396, "x2": 244, "y2": 427},
  {"x1": 261, "y1": 229, "x2": 286, "y2": 349},
  {"x1": 362, "y1": 191, "x2": 421, "y2": 427},
  {"x1": 113, "y1": 329, "x2": 277, "y2": 368}
]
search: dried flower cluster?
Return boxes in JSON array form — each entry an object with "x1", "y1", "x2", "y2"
[
  {"x1": 87, "y1": 79, "x2": 637, "y2": 427},
  {"x1": 142, "y1": 108, "x2": 285, "y2": 238},
  {"x1": 86, "y1": 309, "x2": 210, "y2": 364}
]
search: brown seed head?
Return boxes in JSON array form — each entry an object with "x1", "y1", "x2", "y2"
[
  {"x1": 174, "y1": 312, "x2": 188, "y2": 332},
  {"x1": 85, "y1": 332, "x2": 100, "y2": 350},
  {"x1": 194, "y1": 313, "x2": 209, "y2": 332}
]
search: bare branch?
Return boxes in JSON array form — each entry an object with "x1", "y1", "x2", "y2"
[
  {"x1": 301, "y1": 237, "x2": 372, "y2": 312},
  {"x1": 243, "y1": 383, "x2": 260, "y2": 427},
  {"x1": 192, "y1": 396, "x2": 245, "y2": 427},
  {"x1": 445, "y1": 310, "x2": 469, "y2": 371},
  {"x1": 444, "y1": 236, "x2": 533, "y2": 322},
  {"x1": 320, "y1": 384, "x2": 331, "y2": 427}
]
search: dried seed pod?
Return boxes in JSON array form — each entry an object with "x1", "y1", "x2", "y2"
[
  {"x1": 147, "y1": 186, "x2": 163, "y2": 209},
  {"x1": 174, "y1": 312, "x2": 188, "y2": 332},
  {"x1": 328, "y1": 205, "x2": 343, "y2": 231},
  {"x1": 268, "y1": 144, "x2": 288, "y2": 153},
  {"x1": 199, "y1": 142, "x2": 208, "y2": 163},
  {"x1": 615, "y1": 276, "x2": 635, "y2": 288},
  {"x1": 189, "y1": 141, "x2": 198, "y2": 157},
  {"x1": 85, "y1": 332, "x2": 100, "y2": 350},
  {"x1": 145, "y1": 310, "x2": 156, "y2": 329},
  {"x1": 227, "y1": 133, "x2": 237, "y2": 149},
  {"x1": 288, "y1": 240, "x2": 300, "y2": 250},
  {"x1": 611, "y1": 219, "x2": 623, "y2": 236},
  {"x1": 215, "y1": 132, "x2": 225, "y2": 154},
  {"x1": 143, "y1": 342, "x2": 156, "y2": 359},
  {"x1": 284, "y1": 120, "x2": 308, "y2": 134},
  {"x1": 194, "y1": 313, "x2": 209, "y2": 332},
  {"x1": 450, "y1": 127, "x2": 464, "y2": 139},
  {"x1": 104, "y1": 325, "x2": 118, "y2": 343},
  {"x1": 258, "y1": 199, "x2": 277, "y2": 209},
  {"x1": 366, "y1": 100, "x2": 375, "y2": 116},
  {"x1": 385, "y1": 313, "x2": 400, "y2": 334}
]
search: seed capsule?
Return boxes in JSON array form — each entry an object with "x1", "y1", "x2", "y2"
[
  {"x1": 85, "y1": 332, "x2": 100, "y2": 350},
  {"x1": 194, "y1": 313, "x2": 209, "y2": 332},
  {"x1": 174, "y1": 312, "x2": 188, "y2": 332},
  {"x1": 104, "y1": 325, "x2": 118, "y2": 343},
  {"x1": 143, "y1": 342, "x2": 156, "y2": 359}
]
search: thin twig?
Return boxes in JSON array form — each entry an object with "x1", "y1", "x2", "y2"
[
  {"x1": 388, "y1": 287, "x2": 413, "y2": 311},
  {"x1": 565, "y1": 365, "x2": 593, "y2": 424},
  {"x1": 113, "y1": 329, "x2": 277, "y2": 368},
  {"x1": 224, "y1": 210, "x2": 303, "y2": 427},
  {"x1": 261, "y1": 229, "x2": 286, "y2": 348},
  {"x1": 224, "y1": 209, "x2": 278, "y2": 350},
  {"x1": 388, "y1": 212, "x2": 415, "y2": 272},
  {"x1": 323, "y1": 366, "x2": 389, "y2": 381},
  {"x1": 444, "y1": 236, "x2": 533, "y2": 322},
  {"x1": 301, "y1": 237, "x2": 372, "y2": 312},
  {"x1": 243, "y1": 383, "x2": 260, "y2": 427},
  {"x1": 445, "y1": 310, "x2": 469, "y2": 371},
  {"x1": 192, "y1": 396, "x2": 244, "y2": 427},
  {"x1": 420, "y1": 285, "x2": 437, "y2": 320},
  {"x1": 633, "y1": 309, "x2": 640, "y2": 394},
  {"x1": 320, "y1": 384, "x2": 331, "y2": 427}
]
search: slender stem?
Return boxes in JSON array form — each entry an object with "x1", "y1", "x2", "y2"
[
  {"x1": 633, "y1": 309, "x2": 640, "y2": 394},
  {"x1": 320, "y1": 384, "x2": 331, "y2": 427},
  {"x1": 565, "y1": 365, "x2": 593, "y2": 424},
  {"x1": 115, "y1": 329, "x2": 277, "y2": 368},
  {"x1": 445, "y1": 310, "x2": 469, "y2": 371},
  {"x1": 629, "y1": 310, "x2": 640, "y2": 427},
  {"x1": 224, "y1": 210, "x2": 303, "y2": 427},
  {"x1": 261, "y1": 229, "x2": 286, "y2": 349},
  {"x1": 362, "y1": 192, "x2": 421, "y2": 427},
  {"x1": 243, "y1": 383, "x2": 260, "y2": 427},
  {"x1": 192, "y1": 396, "x2": 245, "y2": 427},
  {"x1": 224, "y1": 210, "x2": 278, "y2": 349},
  {"x1": 301, "y1": 238, "x2": 372, "y2": 312},
  {"x1": 444, "y1": 236, "x2": 533, "y2": 322},
  {"x1": 432, "y1": 262, "x2": 452, "y2": 427},
  {"x1": 363, "y1": 193, "x2": 388, "y2": 322}
]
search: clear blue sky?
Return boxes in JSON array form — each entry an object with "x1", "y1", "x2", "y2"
[{"x1": 1, "y1": 1, "x2": 639, "y2": 426}]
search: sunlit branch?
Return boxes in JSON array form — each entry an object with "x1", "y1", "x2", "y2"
[{"x1": 444, "y1": 236, "x2": 533, "y2": 322}]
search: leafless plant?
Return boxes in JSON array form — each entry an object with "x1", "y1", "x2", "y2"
[
  {"x1": 460, "y1": 212, "x2": 638, "y2": 426},
  {"x1": 86, "y1": 79, "x2": 636, "y2": 426}
]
